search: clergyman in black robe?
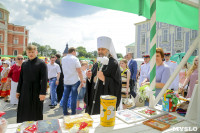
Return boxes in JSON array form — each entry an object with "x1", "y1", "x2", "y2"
[
  {"x1": 84, "y1": 36, "x2": 121, "y2": 115},
  {"x1": 55, "y1": 54, "x2": 64, "y2": 102},
  {"x1": 16, "y1": 45, "x2": 48, "y2": 123}
]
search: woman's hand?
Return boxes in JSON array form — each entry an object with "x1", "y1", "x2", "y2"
[
  {"x1": 141, "y1": 82, "x2": 150, "y2": 86},
  {"x1": 126, "y1": 88, "x2": 129, "y2": 95}
]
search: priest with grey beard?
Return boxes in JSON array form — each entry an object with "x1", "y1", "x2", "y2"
[{"x1": 84, "y1": 36, "x2": 121, "y2": 115}]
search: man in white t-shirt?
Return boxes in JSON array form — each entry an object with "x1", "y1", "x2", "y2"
[
  {"x1": 47, "y1": 55, "x2": 61, "y2": 109},
  {"x1": 62, "y1": 47, "x2": 84, "y2": 115}
]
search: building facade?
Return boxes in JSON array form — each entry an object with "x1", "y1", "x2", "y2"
[
  {"x1": 125, "y1": 43, "x2": 136, "y2": 58},
  {"x1": 134, "y1": 20, "x2": 198, "y2": 58},
  {"x1": 0, "y1": 3, "x2": 29, "y2": 55}
]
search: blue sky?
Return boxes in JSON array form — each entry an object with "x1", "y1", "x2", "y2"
[{"x1": 1, "y1": 0, "x2": 146, "y2": 55}]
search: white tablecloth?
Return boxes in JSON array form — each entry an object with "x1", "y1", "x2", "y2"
[{"x1": 5, "y1": 106, "x2": 198, "y2": 133}]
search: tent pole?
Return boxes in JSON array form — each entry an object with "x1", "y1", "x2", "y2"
[
  {"x1": 197, "y1": 0, "x2": 200, "y2": 126},
  {"x1": 149, "y1": 0, "x2": 156, "y2": 108},
  {"x1": 176, "y1": 0, "x2": 198, "y2": 8}
]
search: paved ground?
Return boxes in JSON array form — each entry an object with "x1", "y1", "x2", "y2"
[{"x1": 0, "y1": 90, "x2": 84, "y2": 124}]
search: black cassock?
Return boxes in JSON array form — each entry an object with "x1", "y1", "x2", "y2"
[
  {"x1": 55, "y1": 59, "x2": 64, "y2": 102},
  {"x1": 84, "y1": 57, "x2": 121, "y2": 115},
  {"x1": 17, "y1": 57, "x2": 48, "y2": 123}
]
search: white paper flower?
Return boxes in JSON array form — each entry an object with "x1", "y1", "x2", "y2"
[
  {"x1": 97, "y1": 57, "x2": 103, "y2": 63},
  {"x1": 107, "y1": 106, "x2": 115, "y2": 120},
  {"x1": 101, "y1": 57, "x2": 109, "y2": 65}
]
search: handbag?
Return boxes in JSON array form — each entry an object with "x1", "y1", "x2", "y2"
[{"x1": 135, "y1": 95, "x2": 145, "y2": 107}]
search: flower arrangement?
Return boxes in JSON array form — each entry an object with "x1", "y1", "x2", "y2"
[{"x1": 137, "y1": 85, "x2": 151, "y2": 101}]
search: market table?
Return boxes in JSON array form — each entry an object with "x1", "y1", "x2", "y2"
[{"x1": 5, "y1": 106, "x2": 198, "y2": 133}]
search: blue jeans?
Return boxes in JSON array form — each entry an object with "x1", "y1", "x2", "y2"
[
  {"x1": 63, "y1": 81, "x2": 80, "y2": 115},
  {"x1": 77, "y1": 87, "x2": 86, "y2": 101},
  {"x1": 49, "y1": 78, "x2": 58, "y2": 105},
  {"x1": 60, "y1": 92, "x2": 71, "y2": 108}
]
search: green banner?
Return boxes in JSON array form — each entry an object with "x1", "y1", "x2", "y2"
[{"x1": 65, "y1": 0, "x2": 198, "y2": 30}]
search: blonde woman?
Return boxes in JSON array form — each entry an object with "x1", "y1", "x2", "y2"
[
  {"x1": 180, "y1": 56, "x2": 198, "y2": 98},
  {"x1": 119, "y1": 59, "x2": 131, "y2": 109},
  {"x1": 7, "y1": 55, "x2": 24, "y2": 104}
]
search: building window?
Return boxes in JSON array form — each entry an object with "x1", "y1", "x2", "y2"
[
  {"x1": 0, "y1": 35, "x2": 3, "y2": 42},
  {"x1": 162, "y1": 29, "x2": 168, "y2": 42},
  {"x1": 191, "y1": 30, "x2": 197, "y2": 39},
  {"x1": 14, "y1": 38, "x2": 18, "y2": 44},
  {"x1": 141, "y1": 33, "x2": 145, "y2": 45},
  {"x1": 176, "y1": 50, "x2": 181, "y2": 53},
  {"x1": 176, "y1": 27, "x2": 182, "y2": 40},
  {"x1": 0, "y1": 11, "x2": 2, "y2": 19},
  {"x1": 13, "y1": 50, "x2": 18, "y2": 55},
  {"x1": 128, "y1": 48, "x2": 130, "y2": 52}
]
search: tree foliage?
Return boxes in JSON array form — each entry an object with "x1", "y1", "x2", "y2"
[
  {"x1": 76, "y1": 46, "x2": 98, "y2": 58},
  {"x1": 30, "y1": 42, "x2": 60, "y2": 56},
  {"x1": 117, "y1": 53, "x2": 123, "y2": 58}
]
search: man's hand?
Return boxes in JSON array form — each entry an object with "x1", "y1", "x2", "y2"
[
  {"x1": 97, "y1": 71, "x2": 105, "y2": 82},
  {"x1": 39, "y1": 95, "x2": 46, "y2": 101},
  {"x1": 86, "y1": 70, "x2": 92, "y2": 79},
  {"x1": 80, "y1": 81, "x2": 84, "y2": 88},
  {"x1": 55, "y1": 80, "x2": 59, "y2": 85},
  {"x1": 16, "y1": 93, "x2": 20, "y2": 99}
]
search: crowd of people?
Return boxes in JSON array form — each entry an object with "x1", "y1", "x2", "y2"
[{"x1": 0, "y1": 36, "x2": 198, "y2": 123}]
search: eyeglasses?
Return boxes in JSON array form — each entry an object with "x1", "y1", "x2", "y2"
[
  {"x1": 17, "y1": 58, "x2": 23, "y2": 60},
  {"x1": 2, "y1": 63, "x2": 5, "y2": 64}
]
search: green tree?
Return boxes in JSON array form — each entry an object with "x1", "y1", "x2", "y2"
[
  {"x1": 51, "y1": 49, "x2": 57, "y2": 55},
  {"x1": 31, "y1": 42, "x2": 60, "y2": 56},
  {"x1": 22, "y1": 51, "x2": 27, "y2": 56},
  {"x1": 92, "y1": 51, "x2": 98, "y2": 58},
  {"x1": 117, "y1": 53, "x2": 123, "y2": 58},
  {"x1": 76, "y1": 46, "x2": 87, "y2": 57}
]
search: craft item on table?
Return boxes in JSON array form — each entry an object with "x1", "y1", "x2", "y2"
[
  {"x1": 16, "y1": 121, "x2": 36, "y2": 133},
  {"x1": 100, "y1": 95, "x2": 116, "y2": 127},
  {"x1": 36, "y1": 119, "x2": 62, "y2": 133},
  {"x1": 69, "y1": 122, "x2": 89, "y2": 133},
  {"x1": 0, "y1": 112, "x2": 7, "y2": 133},
  {"x1": 162, "y1": 90, "x2": 180, "y2": 112},
  {"x1": 156, "y1": 114, "x2": 183, "y2": 125},
  {"x1": 132, "y1": 107, "x2": 168, "y2": 119},
  {"x1": 63, "y1": 113, "x2": 93, "y2": 129},
  {"x1": 143, "y1": 119, "x2": 170, "y2": 131},
  {"x1": 122, "y1": 95, "x2": 135, "y2": 109},
  {"x1": 176, "y1": 101, "x2": 189, "y2": 116},
  {"x1": 137, "y1": 85, "x2": 152, "y2": 100},
  {"x1": 179, "y1": 97, "x2": 189, "y2": 102},
  {"x1": 116, "y1": 109, "x2": 146, "y2": 123}
]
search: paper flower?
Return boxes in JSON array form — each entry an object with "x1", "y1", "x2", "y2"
[
  {"x1": 101, "y1": 57, "x2": 109, "y2": 65},
  {"x1": 137, "y1": 85, "x2": 152, "y2": 100},
  {"x1": 97, "y1": 57, "x2": 103, "y2": 63},
  {"x1": 97, "y1": 57, "x2": 109, "y2": 65}
]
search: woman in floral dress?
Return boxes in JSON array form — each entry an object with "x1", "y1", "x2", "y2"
[{"x1": 0, "y1": 60, "x2": 11, "y2": 102}]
